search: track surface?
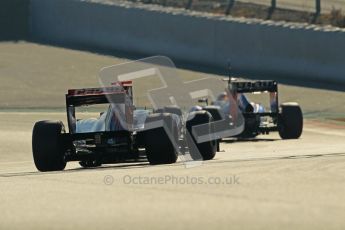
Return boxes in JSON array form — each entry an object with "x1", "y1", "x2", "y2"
[{"x1": 0, "y1": 42, "x2": 344, "y2": 230}]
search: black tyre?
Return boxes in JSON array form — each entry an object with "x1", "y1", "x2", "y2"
[
  {"x1": 237, "y1": 114, "x2": 260, "y2": 139},
  {"x1": 32, "y1": 120, "x2": 67, "y2": 171},
  {"x1": 186, "y1": 111, "x2": 217, "y2": 160},
  {"x1": 144, "y1": 113, "x2": 178, "y2": 165},
  {"x1": 202, "y1": 106, "x2": 224, "y2": 121},
  {"x1": 278, "y1": 102, "x2": 303, "y2": 139},
  {"x1": 203, "y1": 105, "x2": 223, "y2": 150}
]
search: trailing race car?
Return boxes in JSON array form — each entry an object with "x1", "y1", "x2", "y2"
[{"x1": 32, "y1": 81, "x2": 218, "y2": 172}]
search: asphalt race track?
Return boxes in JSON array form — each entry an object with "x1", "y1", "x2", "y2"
[{"x1": 0, "y1": 42, "x2": 344, "y2": 230}]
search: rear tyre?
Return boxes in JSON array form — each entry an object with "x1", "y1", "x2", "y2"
[
  {"x1": 186, "y1": 111, "x2": 217, "y2": 161},
  {"x1": 202, "y1": 106, "x2": 224, "y2": 121},
  {"x1": 32, "y1": 120, "x2": 67, "y2": 172},
  {"x1": 203, "y1": 105, "x2": 223, "y2": 150},
  {"x1": 278, "y1": 102, "x2": 303, "y2": 139},
  {"x1": 237, "y1": 114, "x2": 260, "y2": 139},
  {"x1": 144, "y1": 113, "x2": 178, "y2": 165}
]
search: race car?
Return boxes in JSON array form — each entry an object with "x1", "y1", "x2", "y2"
[
  {"x1": 202, "y1": 78, "x2": 303, "y2": 139},
  {"x1": 32, "y1": 81, "x2": 218, "y2": 172}
]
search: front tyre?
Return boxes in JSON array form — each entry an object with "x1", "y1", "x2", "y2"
[
  {"x1": 278, "y1": 103, "x2": 303, "y2": 139},
  {"x1": 32, "y1": 120, "x2": 67, "y2": 171}
]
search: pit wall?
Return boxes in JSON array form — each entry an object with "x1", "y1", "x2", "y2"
[{"x1": 30, "y1": 0, "x2": 345, "y2": 84}]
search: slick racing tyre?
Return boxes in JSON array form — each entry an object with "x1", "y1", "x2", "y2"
[
  {"x1": 186, "y1": 111, "x2": 217, "y2": 161},
  {"x1": 144, "y1": 113, "x2": 179, "y2": 165},
  {"x1": 278, "y1": 102, "x2": 303, "y2": 139},
  {"x1": 202, "y1": 106, "x2": 224, "y2": 121},
  {"x1": 32, "y1": 120, "x2": 67, "y2": 171}
]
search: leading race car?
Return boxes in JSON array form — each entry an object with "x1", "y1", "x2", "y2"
[
  {"x1": 32, "y1": 81, "x2": 218, "y2": 171},
  {"x1": 201, "y1": 77, "x2": 303, "y2": 139}
]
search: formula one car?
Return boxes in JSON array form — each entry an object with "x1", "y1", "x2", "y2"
[
  {"x1": 205, "y1": 77, "x2": 303, "y2": 139},
  {"x1": 32, "y1": 81, "x2": 218, "y2": 172}
]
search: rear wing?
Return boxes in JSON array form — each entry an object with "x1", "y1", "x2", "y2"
[
  {"x1": 66, "y1": 81, "x2": 133, "y2": 107},
  {"x1": 228, "y1": 80, "x2": 279, "y2": 114},
  {"x1": 66, "y1": 81, "x2": 133, "y2": 133},
  {"x1": 229, "y1": 80, "x2": 277, "y2": 93}
]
